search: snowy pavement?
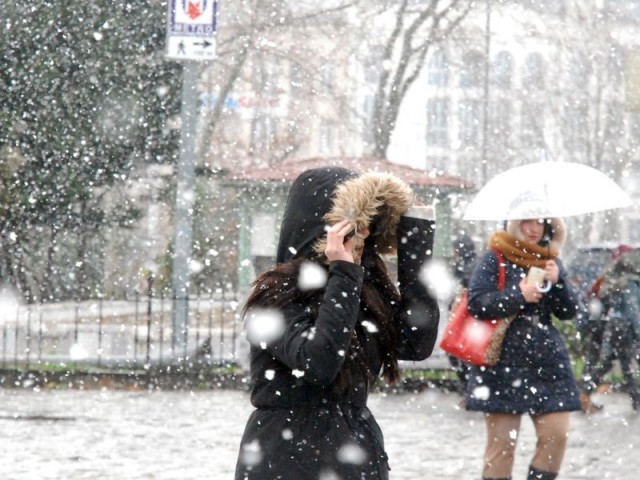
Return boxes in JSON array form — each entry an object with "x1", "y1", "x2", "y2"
[{"x1": 1, "y1": 387, "x2": 638, "y2": 479}]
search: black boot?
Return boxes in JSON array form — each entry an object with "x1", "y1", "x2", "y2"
[
  {"x1": 629, "y1": 387, "x2": 640, "y2": 411},
  {"x1": 527, "y1": 466, "x2": 557, "y2": 480}
]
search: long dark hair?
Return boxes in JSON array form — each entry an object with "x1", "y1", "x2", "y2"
[{"x1": 243, "y1": 248, "x2": 401, "y2": 386}]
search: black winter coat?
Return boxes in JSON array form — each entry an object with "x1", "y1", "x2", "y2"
[
  {"x1": 235, "y1": 215, "x2": 439, "y2": 480},
  {"x1": 464, "y1": 249, "x2": 582, "y2": 414},
  {"x1": 235, "y1": 167, "x2": 439, "y2": 480}
]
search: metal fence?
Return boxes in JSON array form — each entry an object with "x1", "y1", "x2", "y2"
[{"x1": 0, "y1": 290, "x2": 243, "y2": 371}]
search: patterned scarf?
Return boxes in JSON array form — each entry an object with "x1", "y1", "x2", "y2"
[{"x1": 489, "y1": 230, "x2": 558, "y2": 269}]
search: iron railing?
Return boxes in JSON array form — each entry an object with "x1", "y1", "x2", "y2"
[{"x1": 0, "y1": 290, "x2": 242, "y2": 371}]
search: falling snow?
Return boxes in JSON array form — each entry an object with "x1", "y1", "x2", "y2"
[
  {"x1": 298, "y1": 261, "x2": 328, "y2": 290},
  {"x1": 245, "y1": 308, "x2": 285, "y2": 346}
]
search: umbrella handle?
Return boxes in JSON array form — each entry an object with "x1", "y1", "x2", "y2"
[{"x1": 537, "y1": 280, "x2": 552, "y2": 293}]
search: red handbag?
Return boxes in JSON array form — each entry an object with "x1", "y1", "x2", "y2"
[{"x1": 439, "y1": 250, "x2": 514, "y2": 367}]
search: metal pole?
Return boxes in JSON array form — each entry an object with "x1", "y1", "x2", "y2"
[
  {"x1": 171, "y1": 61, "x2": 200, "y2": 361},
  {"x1": 146, "y1": 274, "x2": 154, "y2": 366},
  {"x1": 134, "y1": 291, "x2": 140, "y2": 367},
  {"x1": 481, "y1": 0, "x2": 492, "y2": 184},
  {"x1": 97, "y1": 297, "x2": 103, "y2": 368}
]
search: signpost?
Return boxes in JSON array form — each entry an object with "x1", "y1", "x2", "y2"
[
  {"x1": 166, "y1": 0, "x2": 217, "y2": 61},
  {"x1": 166, "y1": 0, "x2": 218, "y2": 361}
]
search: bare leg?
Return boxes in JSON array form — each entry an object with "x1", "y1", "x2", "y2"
[
  {"x1": 530, "y1": 411, "x2": 571, "y2": 474},
  {"x1": 482, "y1": 412, "x2": 522, "y2": 479}
]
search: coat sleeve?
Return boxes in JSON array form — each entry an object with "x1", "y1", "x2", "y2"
[
  {"x1": 394, "y1": 216, "x2": 440, "y2": 361},
  {"x1": 250, "y1": 260, "x2": 364, "y2": 385},
  {"x1": 467, "y1": 250, "x2": 526, "y2": 319},
  {"x1": 468, "y1": 252, "x2": 578, "y2": 321},
  {"x1": 546, "y1": 258, "x2": 579, "y2": 320}
]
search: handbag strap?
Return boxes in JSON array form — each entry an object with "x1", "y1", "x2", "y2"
[{"x1": 492, "y1": 249, "x2": 506, "y2": 290}]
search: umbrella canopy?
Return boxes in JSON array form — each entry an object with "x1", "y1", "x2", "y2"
[{"x1": 463, "y1": 161, "x2": 633, "y2": 221}]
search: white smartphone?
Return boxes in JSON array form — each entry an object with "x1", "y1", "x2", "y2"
[{"x1": 526, "y1": 266, "x2": 545, "y2": 285}]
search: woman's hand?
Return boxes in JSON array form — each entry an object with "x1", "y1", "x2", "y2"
[
  {"x1": 324, "y1": 219, "x2": 356, "y2": 263},
  {"x1": 520, "y1": 278, "x2": 543, "y2": 303},
  {"x1": 544, "y1": 260, "x2": 559, "y2": 284}
]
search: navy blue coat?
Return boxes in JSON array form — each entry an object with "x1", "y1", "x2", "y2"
[{"x1": 464, "y1": 249, "x2": 582, "y2": 414}]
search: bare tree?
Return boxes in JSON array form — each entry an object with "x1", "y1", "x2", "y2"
[
  {"x1": 542, "y1": 0, "x2": 634, "y2": 243},
  {"x1": 358, "y1": 0, "x2": 474, "y2": 159},
  {"x1": 197, "y1": 1, "x2": 356, "y2": 168}
]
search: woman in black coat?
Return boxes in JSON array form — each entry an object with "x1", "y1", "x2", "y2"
[
  {"x1": 465, "y1": 217, "x2": 580, "y2": 480},
  {"x1": 235, "y1": 167, "x2": 440, "y2": 480}
]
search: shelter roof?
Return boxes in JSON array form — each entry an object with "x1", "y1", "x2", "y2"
[{"x1": 224, "y1": 157, "x2": 474, "y2": 189}]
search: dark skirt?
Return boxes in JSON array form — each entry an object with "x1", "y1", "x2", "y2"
[{"x1": 465, "y1": 316, "x2": 581, "y2": 415}]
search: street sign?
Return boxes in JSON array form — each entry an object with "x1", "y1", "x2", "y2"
[{"x1": 166, "y1": 0, "x2": 218, "y2": 61}]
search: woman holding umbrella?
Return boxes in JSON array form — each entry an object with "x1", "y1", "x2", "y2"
[{"x1": 464, "y1": 199, "x2": 581, "y2": 480}]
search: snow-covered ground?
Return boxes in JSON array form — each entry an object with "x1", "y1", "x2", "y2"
[{"x1": 1, "y1": 387, "x2": 638, "y2": 479}]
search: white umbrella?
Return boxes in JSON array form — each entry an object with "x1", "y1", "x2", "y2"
[{"x1": 463, "y1": 161, "x2": 633, "y2": 221}]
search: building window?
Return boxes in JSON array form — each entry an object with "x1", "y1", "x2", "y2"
[
  {"x1": 604, "y1": 0, "x2": 640, "y2": 18},
  {"x1": 491, "y1": 51, "x2": 513, "y2": 89},
  {"x1": 523, "y1": 53, "x2": 545, "y2": 90},
  {"x1": 522, "y1": 0, "x2": 565, "y2": 14},
  {"x1": 251, "y1": 212, "x2": 278, "y2": 275},
  {"x1": 490, "y1": 98, "x2": 511, "y2": 146},
  {"x1": 320, "y1": 63, "x2": 334, "y2": 94},
  {"x1": 627, "y1": 217, "x2": 640, "y2": 244},
  {"x1": 630, "y1": 112, "x2": 640, "y2": 146},
  {"x1": 459, "y1": 99, "x2": 481, "y2": 146},
  {"x1": 428, "y1": 49, "x2": 449, "y2": 87},
  {"x1": 608, "y1": 45, "x2": 624, "y2": 84},
  {"x1": 251, "y1": 213, "x2": 277, "y2": 257},
  {"x1": 459, "y1": 51, "x2": 484, "y2": 88},
  {"x1": 455, "y1": 156, "x2": 481, "y2": 177},
  {"x1": 521, "y1": 102, "x2": 545, "y2": 148},
  {"x1": 562, "y1": 101, "x2": 588, "y2": 153},
  {"x1": 426, "y1": 156, "x2": 449, "y2": 173},
  {"x1": 426, "y1": 99, "x2": 449, "y2": 146},
  {"x1": 251, "y1": 115, "x2": 277, "y2": 152},
  {"x1": 319, "y1": 120, "x2": 334, "y2": 154},
  {"x1": 568, "y1": 55, "x2": 590, "y2": 83},
  {"x1": 365, "y1": 45, "x2": 384, "y2": 84},
  {"x1": 362, "y1": 94, "x2": 374, "y2": 145},
  {"x1": 290, "y1": 62, "x2": 304, "y2": 96},
  {"x1": 255, "y1": 56, "x2": 280, "y2": 94},
  {"x1": 605, "y1": 101, "x2": 624, "y2": 141}
]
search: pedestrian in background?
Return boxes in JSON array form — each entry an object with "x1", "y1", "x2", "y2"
[
  {"x1": 577, "y1": 244, "x2": 635, "y2": 413},
  {"x1": 579, "y1": 249, "x2": 640, "y2": 412},
  {"x1": 465, "y1": 215, "x2": 580, "y2": 480},
  {"x1": 575, "y1": 276, "x2": 608, "y2": 413},
  {"x1": 447, "y1": 232, "x2": 478, "y2": 398},
  {"x1": 235, "y1": 167, "x2": 440, "y2": 480}
]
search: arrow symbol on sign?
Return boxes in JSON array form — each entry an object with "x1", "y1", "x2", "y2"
[{"x1": 193, "y1": 40, "x2": 212, "y2": 48}]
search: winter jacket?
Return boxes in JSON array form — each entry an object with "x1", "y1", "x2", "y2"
[
  {"x1": 235, "y1": 167, "x2": 440, "y2": 480},
  {"x1": 599, "y1": 251, "x2": 640, "y2": 338},
  {"x1": 464, "y1": 228, "x2": 581, "y2": 415}
]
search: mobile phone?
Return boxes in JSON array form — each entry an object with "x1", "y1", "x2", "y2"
[
  {"x1": 526, "y1": 266, "x2": 545, "y2": 285},
  {"x1": 343, "y1": 226, "x2": 356, "y2": 243}
]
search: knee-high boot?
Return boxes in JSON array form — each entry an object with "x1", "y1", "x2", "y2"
[{"x1": 527, "y1": 465, "x2": 557, "y2": 480}]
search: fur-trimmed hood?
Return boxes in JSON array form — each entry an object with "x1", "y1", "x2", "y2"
[
  {"x1": 275, "y1": 167, "x2": 414, "y2": 264},
  {"x1": 506, "y1": 217, "x2": 567, "y2": 252}
]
